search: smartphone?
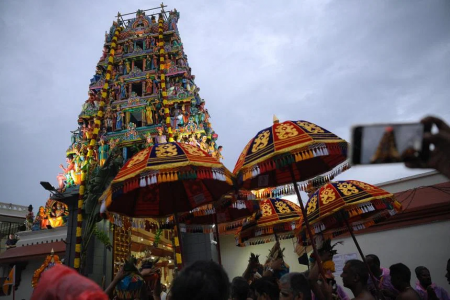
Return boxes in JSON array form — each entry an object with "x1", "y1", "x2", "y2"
[{"x1": 351, "y1": 123, "x2": 429, "y2": 165}]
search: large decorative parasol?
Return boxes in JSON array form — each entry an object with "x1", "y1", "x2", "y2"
[
  {"x1": 233, "y1": 118, "x2": 348, "y2": 191},
  {"x1": 298, "y1": 180, "x2": 402, "y2": 239},
  {"x1": 235, "y1": 198, "x2": 303, "y2": 247},
  {"x1": 107, "y1": 142, "x2": 234, "y2": 269},
  {"x1": 233, "y1": 118, "x2": 349, "y2": 275},
  {"x1": 107, "y1": 142, "x2": 234, "y2": 217},
  {"x1": 297, "y1": 180, "x2": 402, "y2": 299}
]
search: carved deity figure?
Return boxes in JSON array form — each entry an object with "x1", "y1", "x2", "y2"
[
  {"x1": 125, "y1": 60, "x2": 131, "y2": 74},
  {"x1": 145, "y1": 106, "x2": 154, "y2": 125},
  {"x1": 145, "y1": 74, "x2": 153, "y2": 95},
  {"x1": 98, "y1": 139, "x2": 110, "y2": 167},
  {"x1": 119, "y1": 78, "x2": 127, "y2": 99},
  {"x1": 155, "y1": 127, "x2": 167, "y2": 144},
  {"x1": 116, "y1": 108, "x2": 124, "y2": 131},
  {"x1": 56, "y1": 154, "x2": 75, "y2": 189},
  {"x1": 33, "y1": 206, "x2": 48, "y2": 230}
]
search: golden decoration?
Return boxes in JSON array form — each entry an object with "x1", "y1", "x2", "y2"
[
  {"x1": 275, "y1": 201, "x2": 291, "y2": 213},
  {"x1": 337, "y1": 182, "x2": 359, "y2": 196},
  {"x1": 126, "y1": 148, "x2": 150, "y2": 168},
  {"x1": 297, "y1": 121, "x2": 324, "y2": 133},
  {"x1": 261, "y1": 203, "x2": 274, "y2": 216},
  {"x1": 155, "y1": 144, "x2": 178, "y2": 157},
  {"x1": 351, "y1": 181, "x2": 375, "y2": 190},
  {"x1": 251, "y1": 130, "x2": 270, "y2": 153},
  {"x1": 275, "y1": 123, "x2": 299, "y2": 140},
  {"x1": 320, "y1": 188, "x2": 336, "y2": 204},
  {"x1": 307, "y1": 195, "x2": 317, "y2": 214},
  {"x1": 183, "y1": 144, "x2": 206, "y2": 157}
]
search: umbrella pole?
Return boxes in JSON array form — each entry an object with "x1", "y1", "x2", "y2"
[
  {"x1": 174, "y1": 212, "x2": 185, "y2": 269},
  {"x1": 344, "y1": 219, "x2": 384, "y2": 300},
  {"x1": 288, "y1": 165, "x2": 326, "y2": 277},
  {"x1": 213, "y1": 213, "x2": 222, "y2": 265}
]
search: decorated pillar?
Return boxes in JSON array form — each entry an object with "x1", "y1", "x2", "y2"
[
  {"x1": 74, "y1": 25, "x2": 123, "y2": 272},
  {"x1": 158, "y1": 13, "x2": 174, "y2": 142}
]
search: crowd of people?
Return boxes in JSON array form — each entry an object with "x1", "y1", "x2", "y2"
[{"x1": 30, "y1": 251, "x2": 450, "y2": 300}]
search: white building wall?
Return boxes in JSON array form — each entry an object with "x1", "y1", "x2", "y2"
[{"x1": 333, "y1": 220, "x2": 450, "y2": 296}]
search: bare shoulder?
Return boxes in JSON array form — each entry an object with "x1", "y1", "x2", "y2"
[
  {"x1": 397, "y1": 290, "x2": 421, "y2": 300},
  {"x1": 355, "y1": 290, "x2": 375, "y2": 300}
]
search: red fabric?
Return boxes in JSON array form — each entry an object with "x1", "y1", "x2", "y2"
[{"x1": 31, "y1": 264, "x2": 107, "y2": 300}]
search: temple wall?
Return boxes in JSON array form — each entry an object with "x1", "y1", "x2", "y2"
[{"x1": 333, "y1": 220, "x2": 450, "y2": 295}]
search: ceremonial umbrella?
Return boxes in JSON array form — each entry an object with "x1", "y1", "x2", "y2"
[
  {"x1": 108, "y1": 142, "x2": 234, "y2": 217},
  {"x1": 235, "y1": 198, "x2": 303, "y2": 247},
  {"x1": 107, "y1": 142, "x2": 234, "y2": 268},
  {"x1": 233, "y1": 118, "x2": 349, "y2": 274},
  {"x1": 297, "y1": 180, "x2": 402, "y2": 298},
  {"x1": 178, "y1": 196, "x2": 259, "y2": 234}
]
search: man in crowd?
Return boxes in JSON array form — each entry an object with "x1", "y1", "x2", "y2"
[
  {"x1": 389, "y1": 263, "x2": 420, "y2": 300},
  {"x1": 170, "y1": 260, "x2": 230, "y2": 300},
  {"x1": 341, "y1": 260, "x2": 374, "y2": 300},
  {"x1": 366, "y1": 254, "x2": 399, "y2": 300},
  {"x1": 279, "y1": 272, "x2": 312, "y2": 300},
  {"x1": 414, "y1": 266, "x2": 449, "y2": 300}
]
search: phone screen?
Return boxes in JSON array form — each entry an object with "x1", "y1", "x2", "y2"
[{"x1": 351, "y1": 123, "x2": 425, "y2": 165}]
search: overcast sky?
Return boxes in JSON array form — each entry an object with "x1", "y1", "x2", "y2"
[{"x1": 0, "y1": 0, "x2": 449, "y2": 211}]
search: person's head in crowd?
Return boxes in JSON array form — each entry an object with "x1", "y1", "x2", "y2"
[
  {"x1": 446, "y1": 259, "x2": 450, "y2": 285},
  {"x1": 170, "y1": 260, "x2": 230, "y2": 300},
  {"x1": 251, "y1": 276, "x2": 280, "y2": 300},
  {"x1": 415, "y1": 266, "x2": 432, "y2": 289},
  {"x1": 231, "y1": 276, "x2": 250, "y2": 300},
  {"x1": 390, "y1": 263, "x2": 412, "y2": 291},
  {"x1": 341, "y1": 260, "x2": 369, "y2": 290},
  {"x1": 279, "y1": 272, "x2": 311, "y2": 300},
  {"x1": 365, "y1": 254, "x2": 381, "y2": 276}
]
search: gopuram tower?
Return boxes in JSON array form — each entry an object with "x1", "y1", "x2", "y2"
[{"x1": 51, "y1": 4, "x2": 221, "y2": 275}]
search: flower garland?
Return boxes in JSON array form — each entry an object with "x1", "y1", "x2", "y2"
[
  {"x1": 158, "y1": 13, "x2": 174, "y2": 142},
  {"x1": 74, "y1": 24, "x2": 123, "y2": 271}
]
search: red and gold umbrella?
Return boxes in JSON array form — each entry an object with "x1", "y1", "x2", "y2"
[
  {"x1": 296, "y1": 180, "x2": 402, "y2": 298},
  {"x1": 107, "y1": 142, "x2": 234, "y2": 217},
  {"x1": 297, "y1": 180, "x2": 402, "y2": 239},
  {"x1": 233, "y1": 119, "x2": 348, "y2": 191},
  {"x1": 233, "y1": 118, "x2": 349, "y2": 274},
  {"x1": 236, "y1": 198, "x2": 303, "y2": 247},
  {"x1": 178, "y1": 197, "x2": 259, "y2": 234}
]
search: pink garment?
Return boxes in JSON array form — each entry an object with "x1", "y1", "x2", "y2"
[
  {"x1": 31, "y1": 264, "x2": 107, "y2": 300},
  {"x1": 415, "y1": 282, "x2": 450, "y2": 300}
]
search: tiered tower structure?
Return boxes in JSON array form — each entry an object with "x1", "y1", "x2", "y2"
[{"x1": 53, "y1": 5, "x2": 222, "y2": 272}]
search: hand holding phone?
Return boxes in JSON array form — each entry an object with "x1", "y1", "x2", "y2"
[
  {"x1": 405, "y1": 116, "x2": 450, "y2": 179},
  {"x1": 351, "y1": 123, "x2": 428, "y2": 165}
]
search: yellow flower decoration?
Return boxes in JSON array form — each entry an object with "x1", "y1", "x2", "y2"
[
  {"x1": 307, "y1": 195, "x2": 317, "y2": 214},
  {"x1": 183, "y1": 144, "x2": 206, "y2": 157},
  {"x1": 337, "y1": 183, "x2": 359, "y2": 196},
  {"x1": 297, "y1": 121, "x2": 324, "y2": 133},
  {"x1": 155, "y1": 144, "x2": 178, "y2": 157},
  {"x1": 275, "y1": 123, "x2": 298, "y2": 139},
  {"x1": 320, "y1": 188, "x2": 336, "y2": 204},
  {"x1": 251, "y1": 130, "x2": 270, "y2": 153},
  {"x1": 126, "y1": 148, "x2": 150, "y2": 168},
  {"x1": 275, "y1": 201, "x2": 291, "y2": 213}
]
